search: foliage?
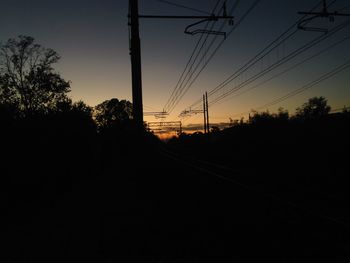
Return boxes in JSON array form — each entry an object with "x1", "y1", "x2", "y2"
[
  {"x1": 295, "y1": 96, "x2": 331, "y2": 120},
  {"x1": 342, "y1": 106, "x2": 350, "y2": 115},
  {"x1": 276, "y1": 107, "x2": 289, "y2": 121},
  {"x1": 210, "y1": 126, "x2": 220, "y2": 133},
  {"x1": 248, "y1": 107, "x2": 289, "y2": 125},
  {"x1": 230, "y1": 117, "x2": 245, "y2": 127},
  {"x1": 249, "y1": 110, "x2": 275, "y2": 125},
  {"x1": 0, "y1": 35, "x2": 70, "y2": 116},
  {"x1": 51, "y1": 98, "x2": 93, "y2": 119},
  {"x1": 94, "y1": 98, "x2": 133, "y2": 129}
]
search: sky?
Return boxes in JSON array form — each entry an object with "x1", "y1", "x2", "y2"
[{"x1": 1, "y1": 0, "x2": 350, "y2": 128}]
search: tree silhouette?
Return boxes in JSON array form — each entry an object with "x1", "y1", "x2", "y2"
[
  {"x1": 94, "y1": 98, "x2": 132, "y2": 129},
  {"x1": 51, "y1": 98, "x2": 93, "y2": 118},
  {"x1": 0, "y1": 35, "x2": 70, "y2": 116},
  {"x1": 342, "y1": 106, "x2": 350, "y2": 115},
  {"x1": 295, "y1": 96, "x2": 331, "y2": 120},
  {"x1": 249, "y1": 110, "x2": 275, "y2": 125},
  {"x1": 276, "y1": 107, "x2": 289, "y2": 121}
]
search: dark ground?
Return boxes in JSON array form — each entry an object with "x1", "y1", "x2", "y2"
[{"x1": 1, "y1": 115, "x2": 350, "y2": 262}]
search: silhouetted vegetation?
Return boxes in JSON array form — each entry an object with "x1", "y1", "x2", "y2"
[
  {"x1": 295, "y1": 96, "x2": 331, "y2": 120},
  {"x1": 95, "y1": 98, "x2": 133, "y2": 130},
  {"x1": 2, "y1": 36, "x2": 350, "y2": 262},
  {"x1": 0, "y1": 36, "x2": 70, "y2": 117},
  {"x1": 166, "y1": 96, "x2": 350, "y2": 261}
]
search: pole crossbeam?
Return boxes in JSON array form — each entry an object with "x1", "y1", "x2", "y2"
[
  {"x1": 148, "y1": 121, "x2": 182, "y2": 126},
  {"x1": 138, "y1": 15, "x2": 233, "y2": 19},
  {"x1": 147, "y1": 121, "x2": 182, "y2": 135},
  {"x1": 143, "y1": 111, "x2": 169, "y2": 119}
]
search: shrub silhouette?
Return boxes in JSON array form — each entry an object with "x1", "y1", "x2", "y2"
[{"x1": 295, "y1": 96, "x2": 331, "y2": 120}]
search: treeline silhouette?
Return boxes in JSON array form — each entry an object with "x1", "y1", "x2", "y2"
[
  {"x1": 169, "y1": 97, "x2": 350, "y2": 177},
  {"x1": 169, "y1": 97, "x2": 350, "y2": 214},
  {"x1": 0, "y1": 36, "x2": 161, "y2": 262},
  {"x1": 2, "y1": 36, "x2": 350, "y2": 262},
  {"x1": 0, "y1": 36, "x2": 139, "y2": 194}
]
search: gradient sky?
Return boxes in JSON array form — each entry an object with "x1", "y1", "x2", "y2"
[{"x1": 1, "y1": 0, "x2": 349, "y2": 126}]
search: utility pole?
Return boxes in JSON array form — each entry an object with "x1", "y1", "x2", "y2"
[
  {"x1": 203, "y1": 94, "x2": 207, "y2": 134},
  {"x1": 205, "y1": 91, "x2": 210, "y2": 133},
  {"x1": 128, "y1": 0, "x2": 233, "y2": 129},
  {"x1": 129, "y1": 0, "x2": 144, "y2": 128}
]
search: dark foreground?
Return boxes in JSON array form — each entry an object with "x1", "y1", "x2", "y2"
[{"x1": 1, "y1": 116, "x2": 350, "y2": 262}]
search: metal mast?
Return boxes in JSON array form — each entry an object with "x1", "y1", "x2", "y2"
[{"x1": 129, "y1": 0, "x2": 144, "y2": 128}]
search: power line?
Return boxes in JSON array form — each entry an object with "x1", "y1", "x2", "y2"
[
  {"x1": 163, "y1": 0, "x2": 223, "y2": 113},
  {"x1": 258, "y1": 58, "x2": 350, "y2": 109},
  {"x1": 144, "y1": 105, "x2": 160, "y2": 111},
  {"x1": 212, "y1": 34, "x2": 350, "y2": 108},
  {"x1": 208, "y1": 17, "x2": 350, "y2": 108},
  {"x1": 167, "y1": 0, "x2": 248, "y2": 114},
  {"x1": 165, "y1": 0, "x2": 230, "y2": 113},
  {"x1": 165, "y1": 13, "x2": 228, "y2": 114},
  {"x1": 156, "y1": 0, "x2": 213, "y2": 15},
  {"x1": 168, "y1": 0, "x2": 259, "y2": 115},
  {"x1": 184, "y1": 0, "x2": 337, "y2": 111},
  {"x1": 231, "y1": 58, "x2": 350, "y2": 118}
]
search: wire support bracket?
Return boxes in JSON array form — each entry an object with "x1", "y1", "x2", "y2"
[{"x1": 297, "y1": 0, "x2": 350, "y2": 33}]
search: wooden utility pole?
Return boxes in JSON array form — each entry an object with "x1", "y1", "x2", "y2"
[{"x1": 129, "y1": 0, "x2": 144, "y2": 128}]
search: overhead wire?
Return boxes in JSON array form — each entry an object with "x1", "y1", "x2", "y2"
[
  {"x1": 230, "y1": 58, "x2": 350, "y2": 118},
  {"x1": 156, "y1": 0, "x2": 213, "y2": 15},
  {"x1": 257, "y1": 58, "x2": 350, "y2": 109},
  {"x1": 157, "y1": 0, "x2": 348, "y2": 128},
  {"x1": 167, "y1": 0, "x2": 249, "y2": 114},
  {"x1": 144, "y1": 105, "x2": 160, "y2": 111},
  {"x1": 165, "y1": 10, "x2": 228, "y2": 114},
  {"x1": 165, "y1": 0, "x2": 229, "y2": 113},
  {"x1": 183, "y1": 0, "x2": 337, "y2": 112},
  {"x1": 208, "y1": 17, "x2": 350, "y2": 107},
  {"x1": 167, "y1": 0, "x2": 258, "y2": 114},
  {"x1": 163, "y1": 0, "x2": 222, "y2": 113},
  {"x1": 168, "y1": 0, "x2": 259, "y2": 115},
  {"x1": 212, "y1": 33, "x2": 350, "y2": 108}
]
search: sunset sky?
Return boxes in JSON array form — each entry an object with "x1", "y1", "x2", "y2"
[{"x1": 1, "y1": 0, "x2": 349, "y2": 127}]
